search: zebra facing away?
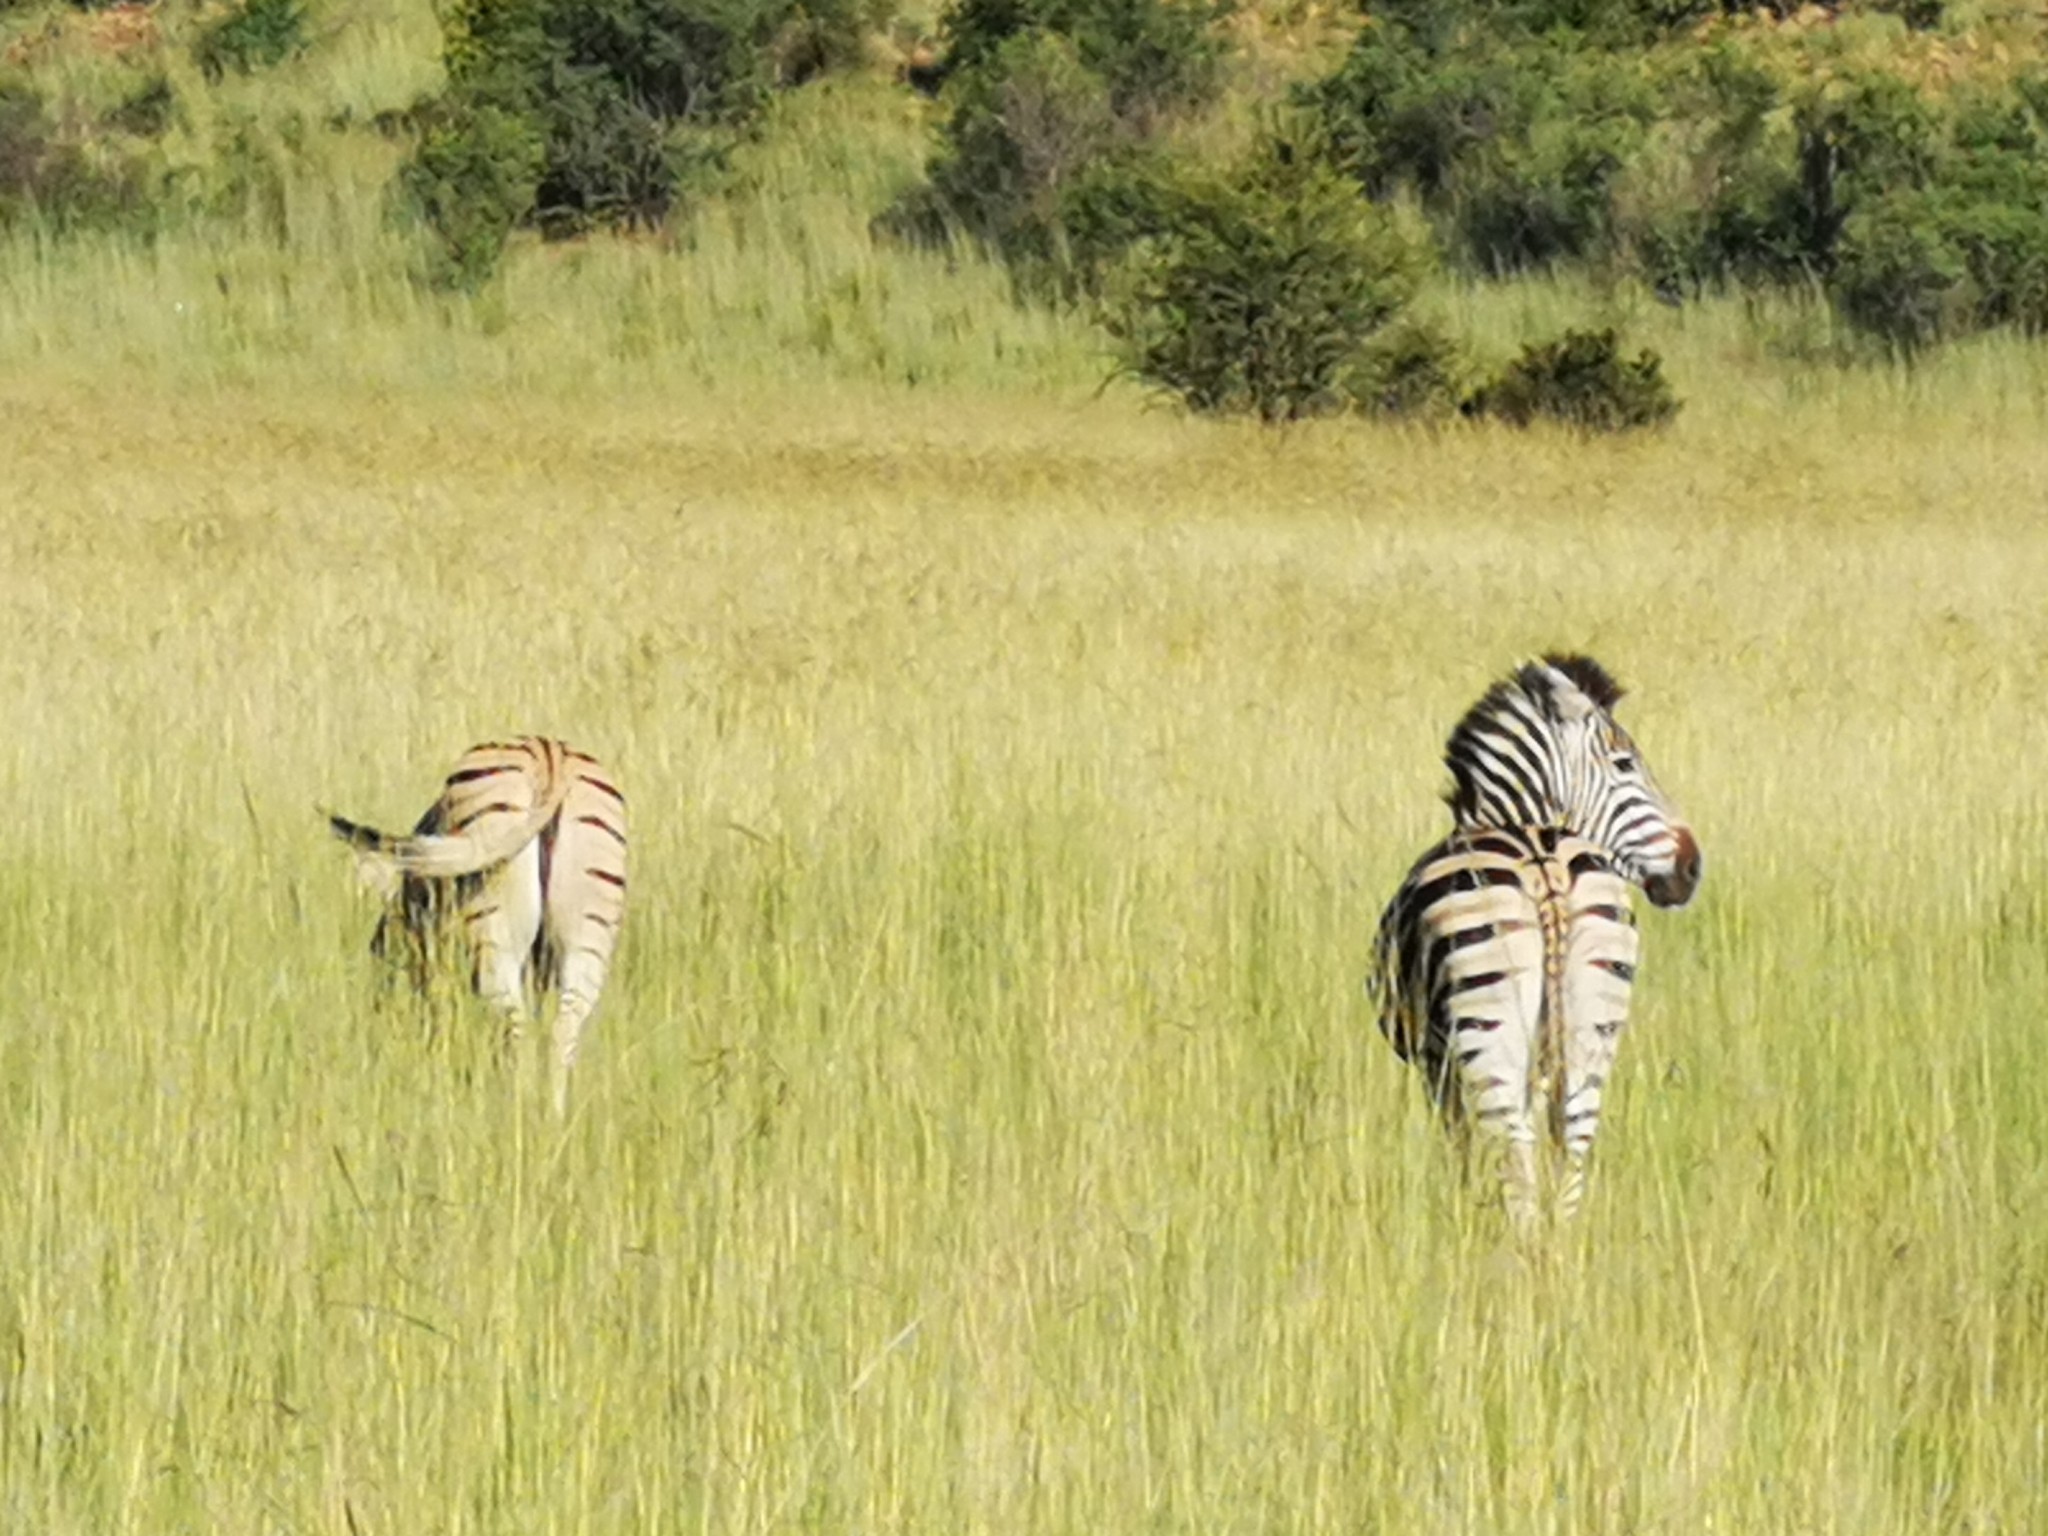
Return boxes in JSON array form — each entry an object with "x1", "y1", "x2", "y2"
[
  {"x1": 326, "y1": 737, "x2": 627, "y2": 1114},
  {"x1": 1370, "y1": 656, "x2": 1701, "y2": 1228}
]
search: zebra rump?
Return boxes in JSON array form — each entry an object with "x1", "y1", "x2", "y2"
[{"x1": 325, "y1": 736, "x2": 628, "y2": 1113}]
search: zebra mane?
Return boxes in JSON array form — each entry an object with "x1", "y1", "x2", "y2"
[
  {"x1": 1441, "y1": 653, "x2": 1625, "y2": 824},
  {"x1": 1536, "y1": 653, "x2": 1625, "y2": 711}
]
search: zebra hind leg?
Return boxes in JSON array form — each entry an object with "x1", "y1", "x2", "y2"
[
  {"x1": 469, "y1": 842, "x2": 544, "y2": 1052},
  {"x1": 1501, "y1": 1136, "x2": 1545, "y2": 1236},
  {"x1": 546, "y1": 948, "x2": 609, "y2": 1117}
]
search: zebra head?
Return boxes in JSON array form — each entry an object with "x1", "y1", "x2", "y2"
[{"x1": 1443, "y1": 654, "x2": 1702, "y2": 908}]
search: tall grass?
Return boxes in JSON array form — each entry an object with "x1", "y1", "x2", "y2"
[
  {"x1": 3, "y1": 374, "x2": 2048, "y2": 1530},
  {"x1": 0, "y1": 60, "x2": 1103, "y2": 402}
]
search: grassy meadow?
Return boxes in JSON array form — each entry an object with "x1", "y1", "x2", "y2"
[{"x1": 6, "y1": 4, "x2": 2048, "y2": 1531}]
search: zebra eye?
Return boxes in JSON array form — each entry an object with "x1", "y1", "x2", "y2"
[{"x1": 1613, "y1": 753, "x2": 1638, "y2": 774}]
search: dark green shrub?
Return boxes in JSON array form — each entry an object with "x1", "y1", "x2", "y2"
[
  {"x1": 1346, "y1": 317, "x2": 1468, "y2": 419},
  {"x1": 1950, "y1": 197, "x2": 2048, "y2": 335},
  {"x1": 0, "y1": 78, "x2": 40, "y2": 200},
  {"x1": 1449, "y1": 109, "x2": 1648, "y2": 273},
  {"x1": 1304, "y1": 20, "x2": 1537, "y2": 201},
  {"x1": 1622, "y1": 63, "x2": 1982, "y2": 306},
  {"x1": 924, "y1": 30, "x2": 1115, "y2": 262},
  {"x1": 1103, "y1": 158, "x2": 1426, "y2": 422},
  {"x1": 1791, "y1": 74, "x2": 2048, "y2": 347},
  {"x1": 107, "y1": 74, "x2": 176, "y2": 139},
  {"x1": 1609, "y1": 50, "x2": 1805, "y2": 293},
  {"x1": 398, "y1": 101, "x2": 547, "y2": 289},
  {"x1": 193, "y1": 0, "x2": 310, "y2": 82},
  {"x1": 1869, "y1": 0, "x2": 1942, "y2": 29},
  {"x1": 1055, "y1": 144, "x2": 1199, "y2": 285},
  {"x1": 1795, "y1": 72, "x2": 1939, "y2": 217},
  {"x1": 530, "y1": 65, "x2": 679, "y2": 234},
  {"x1": 909, "y1": 28, "x2": 1189, "y2": 291},
  {"x1": 1304, "y1": 19, "x2": 1657, "y2": 273},
  {"x1": 1831, "y1": 175, "x2": 2048, "y2": 349},
  {"x1": 1831, "y1": 191, "x2": 1969, "y2": 350},
  {"x1": 1464, "y1": 328, "x2": 1678, "y2": 431},
  {"x1": 398, "y1": 0, "x2": 809, "y2": 284},
  {"x1": 940, "y1": 0, "x2": 1225, "y2": 125},
  {"x1": 892, "y1": 0, "x2": 1227, "y2": 284},
  {"x1": 771, "y1": 0, "x2": 893, "y2": 83}
]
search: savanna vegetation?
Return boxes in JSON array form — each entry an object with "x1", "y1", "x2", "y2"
[{"x1": 3, "y1": 0, "x2": 2048, "y2": 1530}]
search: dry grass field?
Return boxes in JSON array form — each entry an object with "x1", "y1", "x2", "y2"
[
  {"x1": 4, "y1": 354, "x2": 2048, "y2": 1531},
  {"x1": 2, "y1": 3, "x2": 2048, "y2": 1527}
]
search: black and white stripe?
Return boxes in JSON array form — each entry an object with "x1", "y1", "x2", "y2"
[{"x1": 1371, "y1": 656, "x2": 1701, "y2": 1225}]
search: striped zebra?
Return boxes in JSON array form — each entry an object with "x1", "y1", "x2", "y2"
[
  {"x1": 1370, "y1": 656, "x2": 1701, "y2": 1227},
  {"x1": 326, "y1": 737, "x2": 627, "y2": 1113}
]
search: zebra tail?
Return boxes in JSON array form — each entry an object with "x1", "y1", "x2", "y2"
[{"x1": 322, "y1": 771, "x2": 573, "y2": 882}]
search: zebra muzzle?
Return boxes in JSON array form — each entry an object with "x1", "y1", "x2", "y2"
[{"x1": 1642, "y1": 826, "x2": 1702, "y2": 909}]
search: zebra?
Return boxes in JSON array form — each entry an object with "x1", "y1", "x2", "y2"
[
  {"x1": 1370, "y1": 656, "x2": 1701, "y2": 1228},
  {"x1": 326, "y1": 737, "x2": 627, "y2": 1113}
]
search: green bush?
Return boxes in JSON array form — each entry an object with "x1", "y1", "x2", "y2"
[
  {"x1": 1303, "y1": 19, "x2": 1536, "y2": 202},
  {"x1": 397, "y1": 0, "x2": 825, "y2": 285},
  {"x1": 1449, "y1": 107, "x2": 1648, "y2": 273},
  {"x1": 193, "y1": 0, "x2": 311, "y2": 83},
  {"x1": 1832, "y1": 176, "x2": 2048, "y2": 350},
  {"x1": 1463, "y1": 328, "x2": 1678, "y2": 431},
  {"x1": 1302, "y1": 9, "x2": 2045, "y2": 333},
  {"x1": 397, "y1": 100, "x2": 547, "y2": 290},
  {"x1": 1830, "y1": 192, "x2": 1969, "y2": 350},
  {"x1": 1951, "y1": 198, "x2": 2048, "y2": 335},
  {"x1": 1610, "y1": 48, "x2": 1807, "y2": 295},
  {"x1": 1346, "y1": 317, "x2": 1468, "y2": 420},
  {"x1": 529, "y1": 65, "x2": 682, "y2": 235},
  {"x1": 1868, "y1": 0, "x2": 1942, "y2": 30},
  {"x1": 1103, "y1": 157, "x2": 1427, "y2": 422},
  {"x1": 940, "y1": 0, "x2": 1225, "y2": 125},
  {"x1": 1054, "y1": 144, "x2": 1201, "y2": 286},
  {"x1": 772, "y1": 0, "x2": 895, "y2": 84},
  {"x1": 1786, "y1": 73, "x2": 2048, "y2": 347},
  {"x1": 923, "y1": 31, "x2": 1116, "y2": 264},
  {"x1": 1304, "y1": 19, "x2": 1658, "y2": 274},
  {"x1": 204, "y1": 112, "x2": 293, "y2": 239},
  {"x1": 885, "y1": 0, "x2": 1226, "y2": 282},
  {"x1": 107, "y1": 74, "x2": 176, "y2": 140}
]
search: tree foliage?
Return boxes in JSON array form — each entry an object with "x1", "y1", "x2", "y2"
[
  {"x1": 1103, "y1": 156, "x2": 1446, "y2": 422},
  {"x1": 401, "y1": 0, "x2": 877, "y2": 286}
]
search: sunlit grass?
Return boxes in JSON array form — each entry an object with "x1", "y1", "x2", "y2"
[{"x1": 3, "y1": 373, "x2": 2048, "y2": 1530}]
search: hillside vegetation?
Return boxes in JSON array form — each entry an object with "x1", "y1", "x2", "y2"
[{"x1": 2, "y1": 0, "x2": 2048, "y2": 412}]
